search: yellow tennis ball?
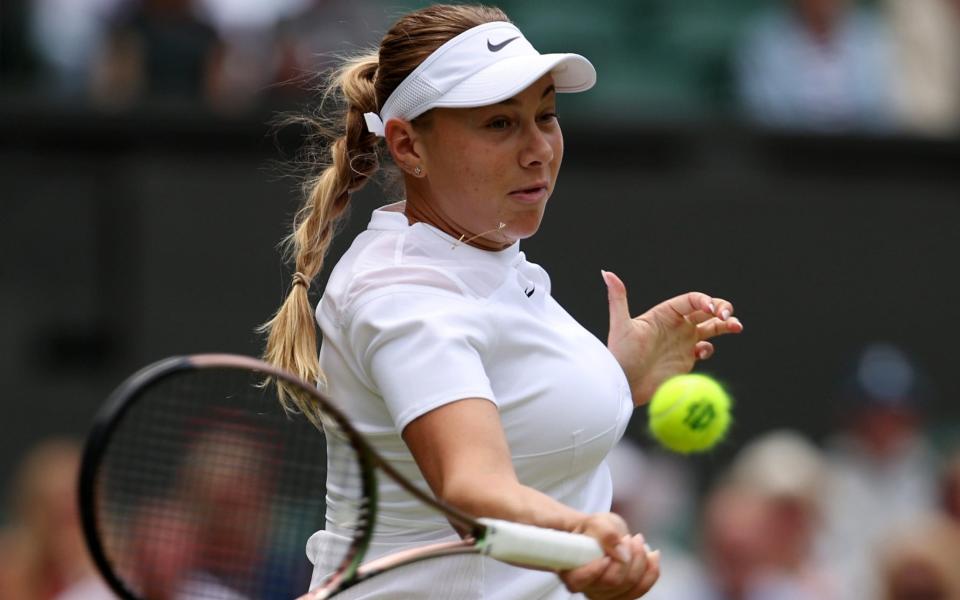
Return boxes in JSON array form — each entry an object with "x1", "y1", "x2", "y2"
[{"x1": 648, "y1": 374, "x2": 732, "y2": 453}]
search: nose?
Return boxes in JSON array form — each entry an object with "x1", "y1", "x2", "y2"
[{"x1": 519, "y1": 122, "x2": 555, "y2": 168}]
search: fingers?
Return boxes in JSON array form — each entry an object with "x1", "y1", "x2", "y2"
[
  {"x1": 695, "y1": 341, "x2": 714, "y2": 361},
  {"x1": 712, "y1": 297, "x2": 736, "y2": 322},
  {"x1": 607, "y1": 279, "x2": 744, "y2": 339},
  {"x1": 684, "y1": 310, "x2": 716, "y2": 326},
  {"x1": 612, "y1": 535, "x2": 650, "y2": 596},
  {"x1": 665, "y1": 292, "x2": 715, "y2": 319},
  {"x1": 694, "y1": 315, "x2": 742, "y2": 360},
  {"x1": 563, "y1": 534, "x2": 656, "y2": 598},
  {"x1": 560, "y1": 555, "x2": 613, "y2": 593},
  {"x1": 670, "y1": 294, "x2": 738, "y2": 323},
  {"x1": 620, "y1": 548, "x2": 661, "y2": 600},
  {"x1": 602, "y1": 270, "x2": 631, "y2": 338},
  {"x1": 696, "y1": 316, "x2": 744, "y2": 341},
  {"x1": 577, "y1": 512, "x2": 630, "y2": 561}
]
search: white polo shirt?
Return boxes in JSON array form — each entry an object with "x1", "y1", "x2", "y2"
[{"x1": 307, "y1": 202, "x2": 633, "y2": 599}]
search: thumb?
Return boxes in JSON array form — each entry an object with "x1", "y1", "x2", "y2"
[
  {"x1": 602, "y1": 270, "x2": 632, "y2": 338},
  {"x1": 580, "y1": 513, "x2": 632, "y2": 563}
]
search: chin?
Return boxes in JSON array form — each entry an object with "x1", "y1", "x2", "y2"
[
  {"x1": 507, "y1": 221, "x2": 543, "y2": 242},
  {"x1": 493, "y1": 206, "x2": 546, "y2": 244}
]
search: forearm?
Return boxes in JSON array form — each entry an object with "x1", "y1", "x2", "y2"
[
  {"x1": 403, "y1": 398, "x2": 635, "y2": 572},
  {"x1": 438, "y1": 472, "x2": 585, "y2": 534}
]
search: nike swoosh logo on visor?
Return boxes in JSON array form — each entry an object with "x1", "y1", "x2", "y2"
[{"x1": 487, "y1": 36, "x2": 520, "y2": 52}]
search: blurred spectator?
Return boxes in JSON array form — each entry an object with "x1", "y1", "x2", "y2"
[
  {"x1": 176, "y1": 427, "x2": 272, "y2": 597},
  {"x1": 93, "y1": 0, "x2": 224, "y2": 109},
  {"x1": 124, "y1": 498, "x2": 198, "y2": 600},
  {"x1": 28, "y1": 0, "x2": 124, "y2": 98},
  {"x1": 89, "y1": 425, "x2": 274, "y2": 599},
  {"x1": 727, "y1": 430, "x2": 837, "y2": 600},
  {"x1": 0, "y1": 438, "x2": 113, "y2": 600},
  {"x1": 652, "y1": 481, "x2": 772, "y2": 600},
  {"x1": 700, "y1": 484, "x2": 771, "y2": 600},
  {"x1": 735, "y1": 0, "x2": 897, "y2": 133},
  {"x1": 270, "y1": 0, "x2": 388, "y2": 103},
  {"x1": 191, "y1": 0, "x2": 306, "y2": 112},
  {"x1": 650, "y1": 431, "x2": 835, "y2": 600},
  {"x1": 194, "y1": 0, "x2": 306, "y2": 32},
  {"x1": 876, "y1": 515, "x2": 960, "y2": 600},
  {"x1": 817, "y1": 342, "x2": 940, "y2": 597},
  {"x1": 883, "y1": 0, "x2": 960, "y2": 137},
  {"x1": 22, "y1": 0, "x2": 391, "y2": 111},
  {"x1": 871, "y1": 449, "x2": 960, "y2": 600}
]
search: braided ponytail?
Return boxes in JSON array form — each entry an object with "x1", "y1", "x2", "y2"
[
  {"x1": 260, "y1": 54, "x2": 380, "y2": 419},
  {"x1": 261, "y1": 5, "x2": 510, "y2": 422}
]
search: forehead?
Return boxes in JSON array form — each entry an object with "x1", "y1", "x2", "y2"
[
  {"x1": 484, "y1": 73, "x2": 557, "y2": 108},
  {"x1": 446, "y1": 73, "x2": 556, "y2": 114},
  {"x1": 428, "y1": 74, "x2": 556, "y2": 121}
]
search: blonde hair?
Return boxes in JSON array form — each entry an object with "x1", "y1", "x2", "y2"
[{"x1": 261, "y1": 5, "x2": 510, "y2": 421}]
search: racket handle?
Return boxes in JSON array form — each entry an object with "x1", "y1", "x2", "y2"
[{"x1": 478, "y1": 518, "x2": 604, "y2": 569}]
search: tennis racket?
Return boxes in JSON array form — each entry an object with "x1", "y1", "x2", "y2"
[{"x1": 79, "y1": 354, "x2": 603, "y2": 599}]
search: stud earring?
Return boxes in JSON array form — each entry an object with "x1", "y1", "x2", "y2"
[{"x1": 413, "y1": 166, "x2": 422, "y2": 176}]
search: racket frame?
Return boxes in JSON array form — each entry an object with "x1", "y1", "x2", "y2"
[
  {"x1": 79, "y1": 356, "x2": 189, "y2": 600},
  {"x1": 78, "y1": 354, "x2": 489, "y2": 599}
]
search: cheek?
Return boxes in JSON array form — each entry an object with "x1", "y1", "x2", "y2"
[
  {"x1": 429, "y1": 146, "x2": 499, "y2": 214},
  {"x1": 456, "y1": 145, "x2": 506, "y2": 192},
  {"x1": 550, "y1": 136, "x2": 564, "y2": 182},
  {"x1": 451, "y1": 160, "x2": 488, "y2": 197},
  {"x1": 435, "y1": 135, "x2": 485, "y2": 177}
]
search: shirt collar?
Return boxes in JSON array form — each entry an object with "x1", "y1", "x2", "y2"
[{"x1": 369, "y1": 202, "x2": 521, "y2": 266}]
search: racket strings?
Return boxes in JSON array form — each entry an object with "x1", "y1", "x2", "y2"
[{"x1": 93, "y1": 367, "x2": 336, "y2": 599}]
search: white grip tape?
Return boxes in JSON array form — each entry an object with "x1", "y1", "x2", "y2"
[{"x1": 478, "y1": 518, "x2": 604, "y2": 569}]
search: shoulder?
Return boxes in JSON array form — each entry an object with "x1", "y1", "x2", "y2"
[
  {"x1": 322, "y1": 224, "x2": 515, "y2": 324},
  {"x1": 320, "y1": 237, "x2": 488, "y2": 337},
  {"x1": 335, "y1": 234, "x2": 470, "y2": 303}
]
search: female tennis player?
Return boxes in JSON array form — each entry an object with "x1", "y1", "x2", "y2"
[{"x1": 262, "y1": 4, "x2": 742, "y2": 598}]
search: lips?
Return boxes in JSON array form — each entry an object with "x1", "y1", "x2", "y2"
[{"x1": 508, "y1": 181, "x2": 549, "y2": 203}]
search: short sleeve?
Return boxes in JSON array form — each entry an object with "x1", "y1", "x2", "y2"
[{"x1": 346, "y1": 289, "x2": 496, "y2": 432}]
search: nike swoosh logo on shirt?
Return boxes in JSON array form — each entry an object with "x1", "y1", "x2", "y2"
[
  {"x1": 487, "y1": 36, "x2": 520, "y2": 52},
  {"x1": 524, "y1": 285, "x2": 535, "y2": 298}
]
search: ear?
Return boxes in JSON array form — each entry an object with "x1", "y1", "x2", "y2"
[{"x1": 384, "y1": 119, "x2": 424, "y2": 176}]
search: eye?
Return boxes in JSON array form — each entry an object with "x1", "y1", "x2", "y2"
[
  {"x1": 487, "y1": 117, "x2": 512, "y2": 130},
  {"x1": 539, "y1": 111, "x2": 559, "y2": 124}
]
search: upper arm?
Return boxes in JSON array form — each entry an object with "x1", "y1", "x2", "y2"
[
  {"x1": 346, "y1": 289, "x2": 496, "y2": 431},
  {"x1": 402, "y1": 398, "x2": 519, "y2": 509},
  {"x1": 401, "y1": 398, "x2": 590, "y2": 536}
]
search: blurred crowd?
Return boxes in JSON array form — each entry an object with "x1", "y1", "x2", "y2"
[
  {"x1": 0, "y1": 421, "x2": 319, "y2": 600},
  {"x1": 735, "y1": 0, "x2": 960, "y2": 135},
  {"x1": 1, "y1": 339, "x2": 956, "y2": 599},
  {"x1": 0, "y1": 439, "x2": 113, "y2": 599},
  {"x1": 2, "y1": 0, "x2": 959, "y2": 136},
  {"x1": 2, "y1": 0, "x2": 387, "y2": 114},
  {"x1": 611, "y1": 342, "x2": 960, "y2": 600}
]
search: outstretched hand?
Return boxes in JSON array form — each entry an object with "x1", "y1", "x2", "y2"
[{"x1": 602, "y1": 270, "x2": 743, "y2": 405}]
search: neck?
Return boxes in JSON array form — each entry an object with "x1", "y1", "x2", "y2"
[{"x1": 403, "y1": 189, "x2": 512, "y2": 252}]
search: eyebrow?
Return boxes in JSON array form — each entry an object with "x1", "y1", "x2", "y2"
[{"x1": 495, "y1": 84, "x2": 557, "y2": 107}]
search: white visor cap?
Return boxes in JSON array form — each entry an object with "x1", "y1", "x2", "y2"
[{"x1": 364, "y1": 21, "x2": 596, "y2": 136}]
